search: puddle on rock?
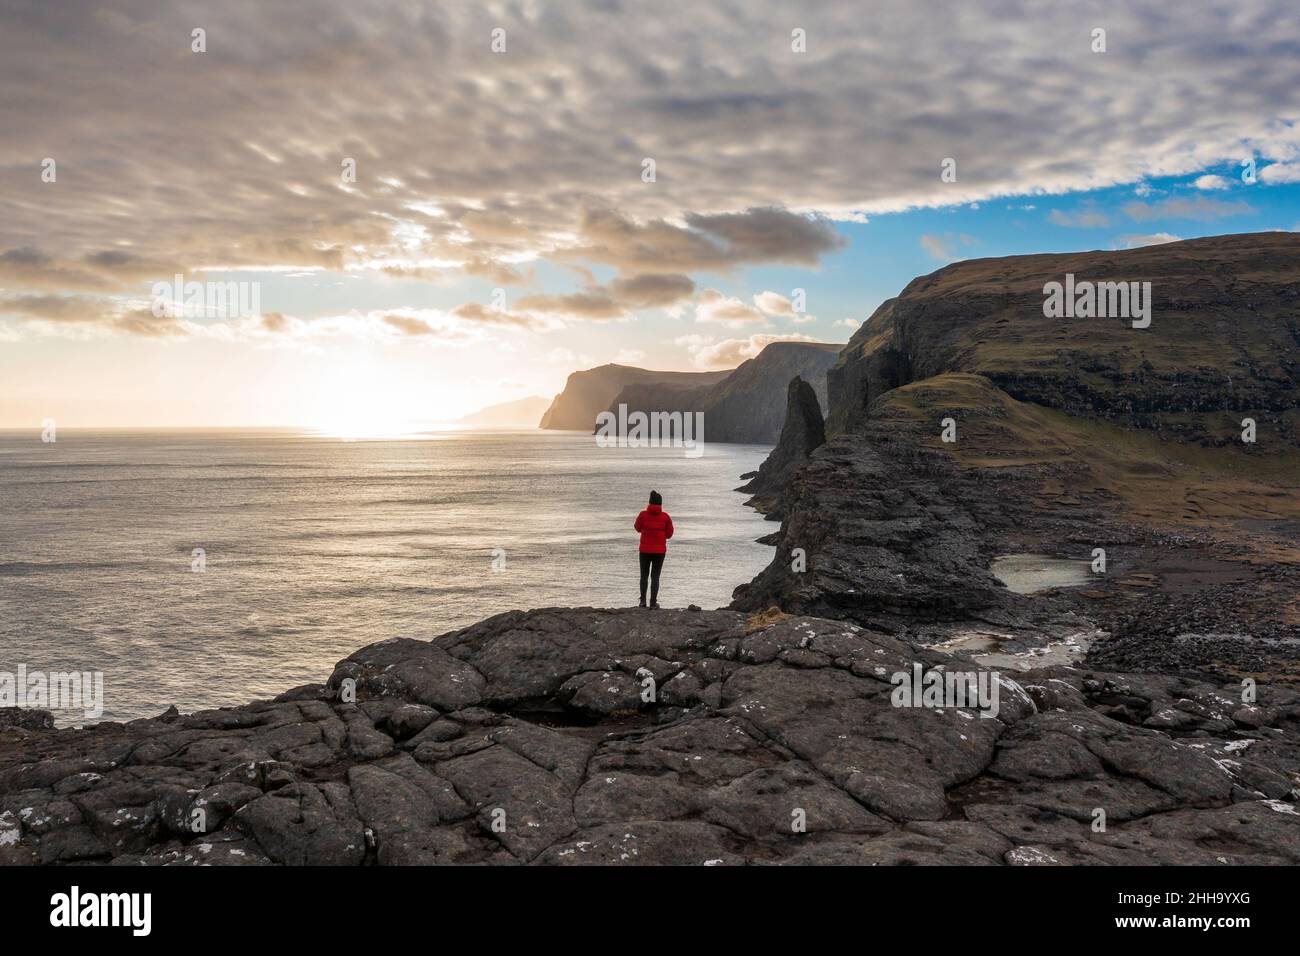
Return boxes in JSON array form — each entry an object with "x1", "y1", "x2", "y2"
[
  {"x1": 927, "y1": 628, "x2": 1102, "y2": 671},
  {"x1": 992, "y1": 553, "x2": 1094, "y2": 594}
]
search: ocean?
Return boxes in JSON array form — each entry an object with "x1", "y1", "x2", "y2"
[{"x1": 0, "y1": 428, "x2": 774, "y2": 725}]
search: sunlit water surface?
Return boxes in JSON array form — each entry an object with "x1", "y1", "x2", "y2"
[{"x1": 0, "y1": 429, "x2": 774, "y2": 724}]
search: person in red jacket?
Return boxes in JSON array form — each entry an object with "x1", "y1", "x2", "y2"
[{"x1": 634, "y1": 489, "x2": 673, "y2": 608}]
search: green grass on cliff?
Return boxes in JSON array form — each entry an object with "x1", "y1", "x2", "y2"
[{"x1": 877, "y1": 372, "x2": 1300, "y2": 564}]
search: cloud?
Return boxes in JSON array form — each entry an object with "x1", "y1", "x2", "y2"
[
  {"x1": 920, "y1": 233, "x2": 975, "y2": 262},
  {"x1": 257, "y1": 307, "x2": 538, "y2": 345},
  {"x1": 5, "y1": 0, "x2": 1297, "y2": 300},
  {"x1": 681, "y1": 209, "x2": 846, "y2": 266},
  {"x1": 381, "y1": 313, "x2": 441, "y2": 336},
  {"x1": 510, "y1": 272, "x2": 696, "y2": 320},
  {"x1": 0, "y1": 292, "x2": 186, "y2": 337},
  {"x1": 692, "y1": 289, "x2": 767, "y2": 326},
  {"x1": 0, "y1": 248, "x2": 116, "y2": 293},
  {"x1": 1048, "y1": 206, "x2": 1111, "y2": 228},
  {"x1": 448, "y1": 302, "x2": 549, "y2": 330},
  {"x1": 380, "y1": 257, "x2": 533, "y2": 286},
  {"x1": 0, "y1": 288, "x2": 547, "y2": 344},
  {"x1": 1114, "y1": 233, "x2": 1183, "y2": 248},
  {"x1": 512, "y1": 290, "x2": 626, "y2": 321},
  {"x1": 677, "y1": 332, "x2": 818, "y2": 369},
  {"x1": 0, "y1": 293, "x2": 100, "y2": 322},
  {"x1": 608, "y1": 273, "x2": 696, "y2": 308},
  {"x1": 754, "y1": 291, "x2": 816, "y2": 324},
  {"x1": 4, "y1": 0, "x2": 1300, "y2": 339},
  {"x1": 1260, "y1": 162, "x2": 1300, "y2": 184},
  {"x1": 259, "y1": 312, "x2": 290, "y2": 333},
  {"x1": 753, "y1": 291, "x2": 794, "y2": 316},
  {"x1": 1122, "y1": 197, "x2": 1255, "y2": 222},
  {"x1": 1192, "y1": 174, "x2": 1232, "y2": 190},
  {"x1": 920, "y1": 235, "x2": 952, "y2": 260},
  {"x1": 109, "y1": 309, "x2": 187, "y2": 338},
  {"x1": 563, "y1": 207, "x2": 844, "y2": 275}
]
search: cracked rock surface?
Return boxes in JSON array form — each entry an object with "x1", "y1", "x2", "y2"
[{"x1": 2, "y1": 607, "x2": 1297, "y2": 865}]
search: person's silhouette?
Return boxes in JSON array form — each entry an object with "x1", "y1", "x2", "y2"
[{"x1": 634, "y1": 489, "x2": 673, "y2": 608}]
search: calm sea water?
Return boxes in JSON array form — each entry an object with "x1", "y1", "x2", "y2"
[{"x1": 0, "y1": 429, "x2": 774, "y2": 724}]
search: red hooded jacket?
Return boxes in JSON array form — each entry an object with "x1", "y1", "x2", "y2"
[{"x1": 635, "y1": 503, "x2": 674, "y2": 554}]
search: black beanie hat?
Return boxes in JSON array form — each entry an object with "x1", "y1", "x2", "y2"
[{"x1": 649, "y1": 490, "x2": 662, "y2": 506}]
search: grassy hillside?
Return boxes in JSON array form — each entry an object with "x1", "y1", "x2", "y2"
[
  {"x1": 877, "y1": 372, "x2": 1300, "y2": 566},
  {"x1": 828, "y1": 232, "x2": 1300, "y2": 445}
]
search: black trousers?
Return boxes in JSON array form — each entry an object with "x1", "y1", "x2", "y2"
[{"x1": 639, "y1": 551, "x2": 665, "y2": 603}]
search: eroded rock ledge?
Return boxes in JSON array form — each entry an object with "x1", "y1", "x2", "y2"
[{"x1": 2, "y1": 607, "x2": 1297, "y2": 866}]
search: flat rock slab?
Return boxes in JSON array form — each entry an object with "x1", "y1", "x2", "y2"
[{"x1": 1, "y1": 608, "x2": 1297, "y2": 865}]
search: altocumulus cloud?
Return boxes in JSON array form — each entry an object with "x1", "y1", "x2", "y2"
[
  {"x1": 0, "y1": 288, "x2": 537, "y2": 345},
  {"x1": 3, "y1": 0, "x2": 1300, "y2": 338},
  {"x1": 753, "y1": 291, "x2": 795, "y2": 316},
  {"x1": 692, "y1": 290, "x2": 768, "y2": 326},
  {"x1": 1122, "y1": 196, "x2": 1257, "y2": 222}
]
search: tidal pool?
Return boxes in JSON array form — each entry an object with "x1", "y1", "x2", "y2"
[{"x1": 991, "y1": 553, "x2": 1093, "y2": 594}]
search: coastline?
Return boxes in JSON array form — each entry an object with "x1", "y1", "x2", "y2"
[
  {"x1": 3, "y1": 427, "x2": 1299, "y2": 864},
  {"x1": 5, "y1": 233, "x2": 1300, "y2": 865}
]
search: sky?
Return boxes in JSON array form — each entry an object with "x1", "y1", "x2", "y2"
[{"x1": 1, "y1": 0, "x2": 1299, "y2": 430}]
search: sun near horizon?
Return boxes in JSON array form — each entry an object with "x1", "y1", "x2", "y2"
[{"x1": 5, "y1": 5, "x2": 1300, "y2": 432}]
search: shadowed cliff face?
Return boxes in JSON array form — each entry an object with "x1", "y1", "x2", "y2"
[
  {"x1": 827, "y1": 232, "x2": 1300, "y2": 445},
  {"x1": 539, "y1": 365, "x2": 730, "y2": 431},
  {"x1": 731, "y1": 405, "x2": 1017, "y2": 622},
  {"x1": 736, "y1": 233, "x2": 1300, "y2": 678},
  {"x1": 736, "y1": 375, "x2": 826, "y2": 516},
  {"x1": 601, "y1": 341, "x2": 843, "y2": 444}
]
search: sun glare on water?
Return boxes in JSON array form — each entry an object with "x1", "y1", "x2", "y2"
[
  {"x1": 312, "y1": 420, "x2": 427, "y2": 441},
  {"x1": 299, "y1": 362, "x2": 476, "y2": 440},
  {"x1": 308, "y1": 398, "x2": 438, "y2": 442},
  {"x1": 309, "y1": 411, "x2": 463, "y2": 441}
]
